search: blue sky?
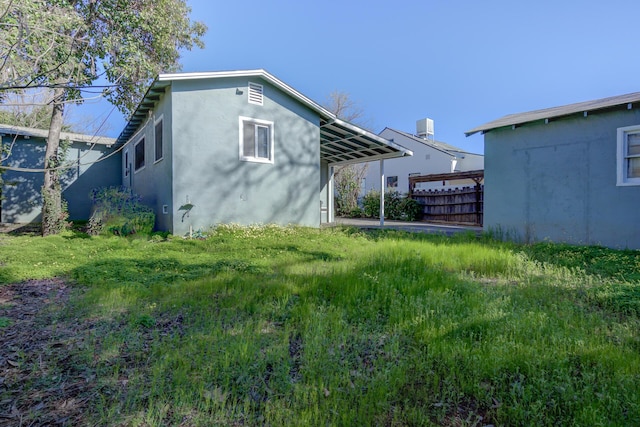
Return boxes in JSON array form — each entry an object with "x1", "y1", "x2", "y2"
[{"x1": 79, "y1": 0, "x2": 640, "y2": 154}]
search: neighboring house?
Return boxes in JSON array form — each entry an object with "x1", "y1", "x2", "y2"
[
  {"x1": 363, "y1": 123, "x2": 484, "y2": 195},
  {"x1": 115, "y1": 69, "x2": 412, "y2": 235},
  {"x1": 465, "y1": 91, "x2": 640, "y2": 250},
  {"x1": 0, "y1": 124, "x2": 120, "y2": 223}
]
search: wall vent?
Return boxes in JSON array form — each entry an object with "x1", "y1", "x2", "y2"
[{"x1": 248, "y1": 82, "x2": 263, "y2": 105}]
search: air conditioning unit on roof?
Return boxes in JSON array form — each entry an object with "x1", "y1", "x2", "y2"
[{"x1": 416, "y1": 118, "x2": 434, "y2": 141}]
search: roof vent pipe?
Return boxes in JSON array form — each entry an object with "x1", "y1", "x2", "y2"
[{"x1": 416, "y1": 118, "x2": 434, "y2": 141}]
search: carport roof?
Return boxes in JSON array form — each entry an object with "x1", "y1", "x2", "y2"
[{"x1": 116, "y1": 69, "x2": 412, "y2": 165}]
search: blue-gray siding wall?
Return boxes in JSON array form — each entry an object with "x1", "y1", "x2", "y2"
[
  {"x1": 170, "y1": 77, "x2": 321, "y2": 235},
  {"x1": 1, "y1": 137, "x2": 121, "y2": 223},
  {"x1": 122, "y1": 91, "x2": 173, "y2": 231},
  {"x1": 484, "y1": 108, "x2": 640, "y2": 249}
]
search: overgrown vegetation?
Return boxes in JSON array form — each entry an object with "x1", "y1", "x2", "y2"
[
  {"x1": 88, "y1": 186, "x2": 155, "y2": 236},
  {"x1": 334, "y1": 164, "x2": 368, "y2": 217},
  {"x1": 362, "y1": 189, "x2": 423, "y2": 220},
  {"x1": 0, "y1": 226, "x2": 639, "y2": 426}
]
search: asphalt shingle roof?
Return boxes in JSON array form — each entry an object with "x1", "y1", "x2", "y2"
[{"x1": 465, "y1": 91, "x2": 640, "y2": 136}]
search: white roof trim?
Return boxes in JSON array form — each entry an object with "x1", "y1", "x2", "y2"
[
  {"x1": 157, "y1": 69, "x2": 336, "y2": 119},
  {"x1": 117, "y1": 69, "x2": 413, "y2": 164},
  {"x1": 0, "y1": 123, "x2": 115, "y2": 146},
  {"x1": 466, "y1": 91, "x2": 640, "y2": 137}
]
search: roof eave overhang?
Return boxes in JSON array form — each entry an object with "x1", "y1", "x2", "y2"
[
  {"x1": 0, "y1": 124, "x2": 116, "y2": 146},
  {"x1": 465, "y1": 92, "x2": 640, "y2": 137},
  {"x1": 116, "y1": 69, "x2": 413, "y2": 163},
  {"x1": 116, "y1": 78, "x2": 170, "y2": 145},
  {"x1": 327, "y1": 151, "x2": 413, "y2": 167}
]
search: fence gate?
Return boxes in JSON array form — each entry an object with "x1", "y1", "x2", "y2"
[{"x1": 409, "y1": 170, "x2": 484, "y2": 226}]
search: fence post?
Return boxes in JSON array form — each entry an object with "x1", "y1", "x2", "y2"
[{"x1": 474, "y1": 178, "x2": 482, "y2": 226}]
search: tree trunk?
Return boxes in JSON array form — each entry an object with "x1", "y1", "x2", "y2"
[{"x1": 41, "y1": 87, "x2": 66, "y2": 236}]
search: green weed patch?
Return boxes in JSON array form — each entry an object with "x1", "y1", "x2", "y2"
[{"x1": 0, "y1": 226, "x2": 638, "y2": 425}]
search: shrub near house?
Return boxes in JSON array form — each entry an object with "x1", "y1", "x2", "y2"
[
  {"x1": 88, "y1": 186, "x2": 155, "y2": 236},
  {"x1": 361, "y1": 190, "x2": 422, "y2": 221}
]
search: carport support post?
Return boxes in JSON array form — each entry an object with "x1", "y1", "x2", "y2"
[
  {"x1": 328, "y1": 165, "x2": 335, "y2": 223},
  {"x1": 380, "y1": 159, "x2": 385, "y2": 226}
]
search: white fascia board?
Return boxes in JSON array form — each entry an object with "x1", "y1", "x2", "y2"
[
  {"x1": 0, "y1": 124, "x2": 115, "y2": 145},
  {"x1": 158, "y1": 69, "x2": 335, "y2": 120},
  {"x1": 328, "y1": 150, "x2": 414, "y2": 167},
  {"x1": 326, "y1": 118, "x2": 413, "y2": 156},
  {"x1": 155, "y1": 70, "x2": 410, "y2": 156}
]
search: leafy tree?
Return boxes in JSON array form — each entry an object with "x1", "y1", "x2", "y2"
[
  {"x1": 0, "y1": 0, "x2": 206, "y2": 235},
  {"x1": 323, "y1": 91, "x2": 370, "y2": 217},
  {"x1": 0, "y1": 90, "x2": 76, "y2": 130}
]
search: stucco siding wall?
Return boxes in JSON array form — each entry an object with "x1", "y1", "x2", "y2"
[
  {"x1": 364, "y1": 148, "x2": 453, "y2": 195},
  {"x1": 458, "y1": 153, "x2": 484, "y2": 171},
  {"x1": 122, "y1": 92, "x2": 173, "y2": 231},
  {"x1": 365, "y1": 129, "x2": 452, "y2": 194},
  {"x1": 1, "y1": 137, "x2": 120, "y2": 223},
  {"x1": 363, "y1": 129, "x2": 484, "y2": 195},
  {"x1": 170, "y1": 77, "x2": 320, "y2": 235},
  {"x1": 484, "y1": 109, "x2": 640, "y2": 249}
]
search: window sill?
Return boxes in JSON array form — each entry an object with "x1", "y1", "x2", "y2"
[
  {"x1": 240, "y1": 156, "x2": 273, "y2": 164},
  {"x1": 616, "y1": 180, "x2": 640, "y2": 187}
]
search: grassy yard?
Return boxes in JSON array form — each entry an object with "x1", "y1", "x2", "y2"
[{"x1": 0, "y1": 225, "x2": 639, "y2": 426}]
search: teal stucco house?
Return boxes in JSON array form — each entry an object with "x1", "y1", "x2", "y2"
[
  {"x1": 114, "y1": 70, "x2": 412, "y2": 235},
  {"x1": 0, "y1": 125, "x2": 120, "y2": 223},
  {"x1": 1, "y1": 70, "x2": 411, "y2": 233},
  {"x1": 466, "y1": 92, "x2": 640, "y2": 249}
]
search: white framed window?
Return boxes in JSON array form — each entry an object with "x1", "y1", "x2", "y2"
[
  {"x1": 248, "y1": 82, "x2": 263, "y2": 105},
  {"x1": 154, "y1": 116, "x2": 163, "y2": 163},
  {"x1": 617, "y1": 125, "x2": 640, "y2": 186},
  {"x1": 134, "y1": 137, "x2": 145, "y2": 172},
  {"x1": 239, "y1": 116, "x2": 274, "y2": 163}
]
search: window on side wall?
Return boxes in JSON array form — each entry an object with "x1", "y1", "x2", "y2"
[
  {"x1": 135, "y1": 137, "x2": 145, "y2": 171},
  {"x1": 239, "y1": 116, "x2": 274, "y2": 164},
  {"x1": 154, "y1": 118, "x2": 163, "y2": 162},
  {"x1": 617, "y1": 125, "x2": 640, "y2": 186},
  {"x1": 386, "y1": 176, "x2": 398, "y2": 188}
]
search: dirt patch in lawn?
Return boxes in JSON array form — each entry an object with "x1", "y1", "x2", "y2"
[{"x1": 0, "y1": 279, "x2": 94, "y2": 426}]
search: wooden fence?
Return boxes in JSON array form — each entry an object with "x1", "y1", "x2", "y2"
[{"x1": 409, "y1": 170, "x2": 484, "y2": 226}]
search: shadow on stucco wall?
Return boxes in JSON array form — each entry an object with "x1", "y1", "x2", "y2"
[
  {"x1": 175, "y1": 105, "x2": 323, "y2": 231},
  {"x1": 2, "y1": 141, "x2": 46, "y2": 223},
  {"x1": 2, "y1": 140, "x2": 121, "y2": 223}
]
